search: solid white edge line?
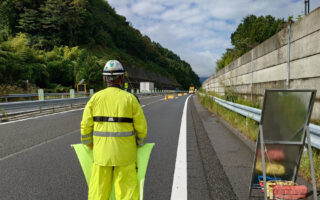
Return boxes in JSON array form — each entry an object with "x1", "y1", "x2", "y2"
[{"x1": 170, "y1": 95, "x2": 192, "y2": 200}]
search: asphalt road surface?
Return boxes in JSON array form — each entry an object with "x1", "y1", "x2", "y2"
[{"x1": 4, "y1": 94, "x2": 316, "y2": 200}]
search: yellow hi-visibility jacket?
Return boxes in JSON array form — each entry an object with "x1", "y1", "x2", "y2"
[{"x1": 80, "y1": 87, "x2": 147, "y2": 166}]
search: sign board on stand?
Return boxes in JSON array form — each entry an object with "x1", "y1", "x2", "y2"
[{"x1": 249, "y1": 89, "x2": 317, "y2": 200}]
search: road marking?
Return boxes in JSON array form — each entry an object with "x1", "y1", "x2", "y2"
[
  {"x1": 139, "y1": 95, "x2": 162, "y2": 100},
  {"x1": 0, "y1": 108, "x2": 85, "y2": 126},
  {"x1": 0, "y1": 96, "x2": 166, "y2": 160},
  {"x1": 0, "y1": 129, "x2": 80, "y2": 161},
  {"x1": 141, "y1": 98, "x2": 165, "y2": 108},
  {"x1": 171, "y1": 95, "x2": 192, "y2": 200}
]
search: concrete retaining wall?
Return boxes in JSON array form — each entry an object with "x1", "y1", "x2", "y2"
[{"x1": 202, "y1": 7, "x2": 320, "y2": 120}]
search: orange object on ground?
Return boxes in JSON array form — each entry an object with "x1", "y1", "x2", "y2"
[
  {"x1": 258, "y1": 149, "x2": 285, "y2": 161},
  {"x1": 165, "y1": 96, "x2": 167, "y2": 101}
]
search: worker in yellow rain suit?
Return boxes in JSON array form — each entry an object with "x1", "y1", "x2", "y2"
[{"x1": 80, "y1": 60, "x2": 147, "y2": 200}]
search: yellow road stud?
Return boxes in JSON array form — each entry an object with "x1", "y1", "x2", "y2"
[
  {"x1": 168, "y1": 95, "x2": 175, "y2": 99},
  {"x1": 184, "y1": 93, "x2": 187, "y2": 95},
  {"x1": 178, "y1": 93, "x2": 182, "y2": 96}
]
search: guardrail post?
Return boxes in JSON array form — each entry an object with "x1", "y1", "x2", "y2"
[
  {"x1": 70, "y1": 89, "x2": 75, "y2": 98},
  {"x1": 38, "y1": 89, "x2": 44, "y2": 101},
  {"x1": 131, "y1": 89, "x2": 134, "y2": 94},
  {"x1": 90, "y1": 89, "x2": 94, "y2": 96}
]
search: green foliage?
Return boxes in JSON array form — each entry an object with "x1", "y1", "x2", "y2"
[
  {"x1": 0, "y1": 33, "x2": 104, "y2": 90},
  {"x1": 1, "y1": 109, "x2": 9, "y2": 122},
  {"x1": 0, "y1": 33, "x2": 49, "y2": 87},
  {"x1": 0, "y1": 0, "x2": 200, "y2": 90},
  {"x1": 299, "y1": 148, "x2": 320, "y2": 187},
  {"x1": 216, "y1": 48, "x2": 240, "y2": 72},
  {"x1": 288, "y1": 16, "x2": 294, "y2": 22},
  {"x1": 198, "y1": 93, "x2": 259, "y2": 141},
  {"x1": 296, "y1": 15, "x2": 303, "y2": 21},
  {"x1": 216, "y1": 15, "x2": 285, "y2": 72}
]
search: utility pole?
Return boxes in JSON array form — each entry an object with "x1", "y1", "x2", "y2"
[{"x1": 305, "y1": 0, "x2": 310, "y2": 15}]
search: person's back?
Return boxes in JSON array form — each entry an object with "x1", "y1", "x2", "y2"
[
  {"x1": 80, "y1": 60, "x2": 147, "y2": 200},
  {"x1": 85, "y1": 87, "x2": 142, "y2": 166}
]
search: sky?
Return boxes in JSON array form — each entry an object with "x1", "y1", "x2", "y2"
[{"x1": 107, "y1": 0, "x2": 320, "y2": 77}]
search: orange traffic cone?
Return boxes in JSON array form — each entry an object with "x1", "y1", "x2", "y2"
[{"x1": 165, "y1": 95, "x2": 168, "y2": 101}]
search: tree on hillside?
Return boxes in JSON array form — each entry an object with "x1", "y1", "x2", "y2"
[
  {"x1": 0, "y1": 0, "x2": 200, "y2": 90},
  {"x1": 231, "y1": 15, "x2": 284, "y2": 54},
  {"x1": 39, "y1": 0, "x2": 87, "y2": 47},
  {"x1": 216, "y1": 15, "x2": 285, "y2": 72}
]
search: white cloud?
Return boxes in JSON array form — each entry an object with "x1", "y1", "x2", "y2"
[
  {"x1": 107, "y1": 0, "x2": 320, "y2": 77},
  {"x1": 131, "y1": 2, "x2": 166, "y2": 16},
  {"x1": 206, "y1": 20, "x2": 237, "y2": 32}
]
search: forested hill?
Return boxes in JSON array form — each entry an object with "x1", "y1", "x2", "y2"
[{"x1": 0, "y1": 0, "x2": 200, "y2": 92}]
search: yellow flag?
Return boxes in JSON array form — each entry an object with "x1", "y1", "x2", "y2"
[{"x1": 71, "y1": 143, "x2": 155, "y2": 200}]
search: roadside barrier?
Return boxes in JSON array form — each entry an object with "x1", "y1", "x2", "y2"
[
  {"x1": 0, "y1": 91, "x2": 188, "y2": 121},
  {"x1": 198, "y1": 93, "x2": 320, "y2": 150}
]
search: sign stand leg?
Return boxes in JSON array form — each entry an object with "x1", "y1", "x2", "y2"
[
  {"x1": 259, "y1": 125, "x2": 268, "y2": 200},
  {"x1": 306, "y1": 127, "x2": 318, "y2": 200}
]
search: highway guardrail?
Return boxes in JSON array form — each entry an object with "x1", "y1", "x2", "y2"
[
  {"x1": 0, "y1": 91, "x2": 187, "y2": 121},
  {"x1": 0, "y1": 92, "x2": 90, "y2": 102},
  {"x1": 199, "y1": 93, "x2": 320, "y2": 150}
]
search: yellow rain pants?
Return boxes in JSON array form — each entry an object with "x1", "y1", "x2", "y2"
[{"x1": 88, "y1": 162, "x2": 139, "y2": 200}]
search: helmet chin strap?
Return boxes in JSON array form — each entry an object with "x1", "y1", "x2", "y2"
[{"x1": 105, "y1": 75, "x2": 124, "y2": 89}]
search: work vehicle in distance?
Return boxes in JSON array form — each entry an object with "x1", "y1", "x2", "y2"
[
  {"x1": 140, "y1": 82, "x2": 154, "y2": 93},
  {"x1": 189, "y1": 86, "x2": 195, "y2": 94}
]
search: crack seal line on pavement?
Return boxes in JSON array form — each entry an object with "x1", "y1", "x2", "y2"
[
  {"x1": 170, "y1": 95, "x2": 192, "y2": 200},
  {"x1": 0, "y1": 129, "x2": 80, "y2": 161},
  {"x1": 0, "y1": 108, "x2": 85, "y2": 126}
]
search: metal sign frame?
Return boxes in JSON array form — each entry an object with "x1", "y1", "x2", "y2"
[{"x1": 248, "y1": 89, "x2": 317, "y2": 200}]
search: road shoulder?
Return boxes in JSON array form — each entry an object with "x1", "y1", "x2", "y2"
[
  {"x1": 192, "y1": 95, "x2": 317, "y2": 199},
  {"x1": 189, "y1": 95, "x2": 238, "y2": 199}
]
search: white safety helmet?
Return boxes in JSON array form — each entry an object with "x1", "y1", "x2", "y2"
[{"x1": 102, "y1": 60, "x2": 125, "y2": 76}]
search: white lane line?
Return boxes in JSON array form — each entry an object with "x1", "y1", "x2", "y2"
[
  {"x1": 0, "y1": 108, "x2": 84, "y2": 126},
  {"x1": 139, "y1": 95, "x2": 163, "y2": 100},
  {"x1": 171, "y1": 95, "x2": 192, "y2": 200},
  {"x1": 141, "y1": 98, "x2": 165, "y2": 108},
  {"x1": 0, "y1": 129, "x2": 80, "y2": 161}
]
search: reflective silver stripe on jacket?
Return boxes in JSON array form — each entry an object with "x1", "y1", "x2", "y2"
[
  {"x1": 93, "y1": 131, "x2": 134, "y2": 137},
  {"x1": 81, "y1": 133, "x2": 93, "y2": 139}
]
